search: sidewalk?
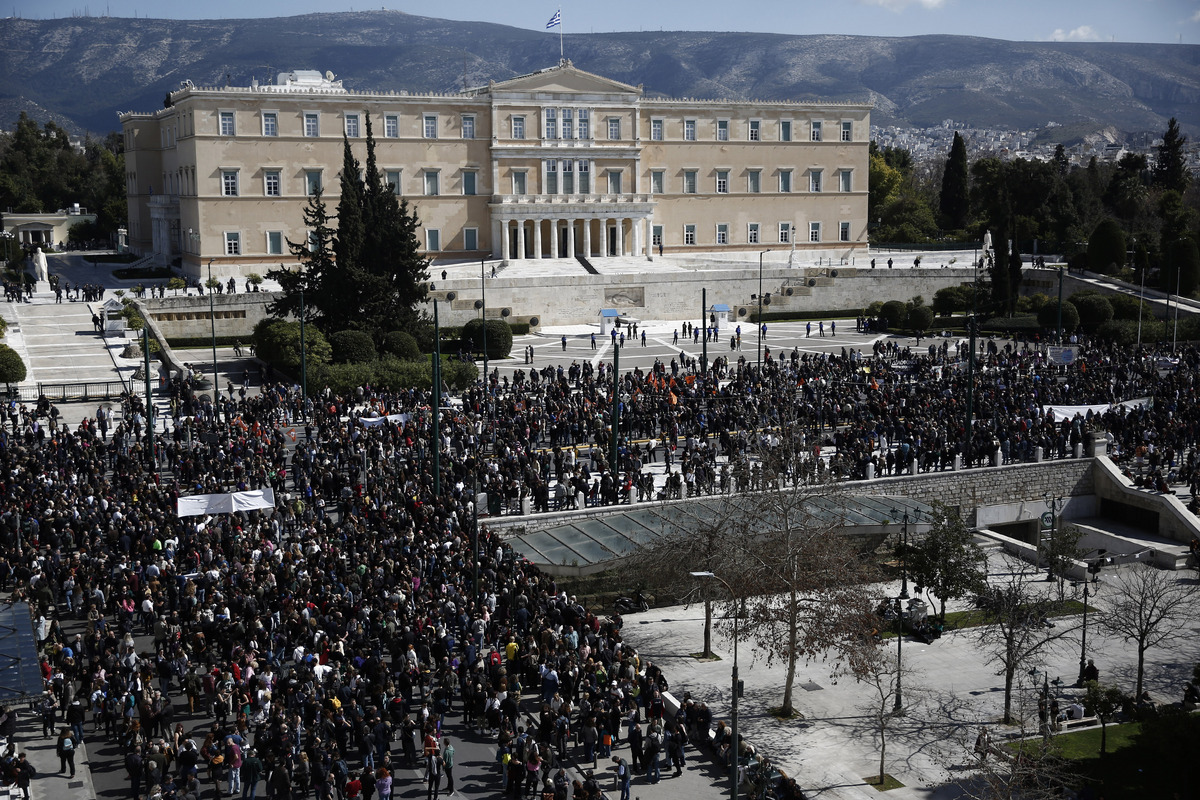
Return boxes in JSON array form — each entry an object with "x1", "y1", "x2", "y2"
[
  {"x1": 12, "y1": 711, "x2": 99, "y2": 800},
  {"x1": 619, "y1": 548, "x2": 1200, "y2": 799}
]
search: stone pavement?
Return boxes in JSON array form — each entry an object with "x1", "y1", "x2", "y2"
[
  {"x1": 8, "y1": 711, "x2": 100, "y2": 800},
  {"x1": 619, "y1": 549, "x2": 1200, "y2": 799}
]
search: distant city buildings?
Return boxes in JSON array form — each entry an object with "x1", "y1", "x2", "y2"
[
  {"x1": 119, "y1": 62, "x2": 871, "y2": 279},
  {"x1": 871, "y1": 119, "x2": 1200, "y2": 172}
]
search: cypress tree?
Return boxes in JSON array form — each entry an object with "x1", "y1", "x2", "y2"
[{"x1": 939, "y1": 131, "x2": 970, "y2": 230}]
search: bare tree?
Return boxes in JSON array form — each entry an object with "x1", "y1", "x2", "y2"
[
  {"x1": 970, "y1": 557, "x2": 1080, "y2": 724},
  {"x1": 716, "y1": 479, "x2": 880, "y2": 717},
  {"x1": 635, "y1": 498, "x2": 738, "y2": 659},
  {"x1": 842, "y1": 639, "x2": 916, "y2": 788},
  {"x1": 1098, "y1": 562, "x2": 1200, "y2": 699}
]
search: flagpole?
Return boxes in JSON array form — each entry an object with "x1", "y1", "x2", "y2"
[{"x1": 559, "y1": 7, "x2": 564, "y2": 60}]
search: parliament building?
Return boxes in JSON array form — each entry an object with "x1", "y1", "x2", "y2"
[{"x1": 120, "y1": 61, "x2": 870, "y2": 280}]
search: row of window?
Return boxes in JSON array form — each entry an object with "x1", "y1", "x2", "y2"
[
  {"x1": 216, "y1": 163, "x2": 851, "y2": 199},
  {"x1": 214, "y1": 108, "x2": 852, "y2": 144},
  {"x1": 215, "y1": 220, "x2": 850, "y2": 258},
  {"x1": 651, "y1": 167, "x2": 852, "y2": 194},
  {"x1": 667, "y1": 221, "x2": 851, "y2": 246},
  {"x1": 219, "y1": 110, "x2": 476, "y2": 140}
]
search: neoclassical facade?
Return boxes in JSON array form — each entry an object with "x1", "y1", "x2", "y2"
[{"x1": 120, "y1": 62, "x2": 870, "y2": 279}]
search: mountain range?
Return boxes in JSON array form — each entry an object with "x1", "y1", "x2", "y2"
[{"x1": 2, "y1": 10, "x2": 1198, "y2": 139}]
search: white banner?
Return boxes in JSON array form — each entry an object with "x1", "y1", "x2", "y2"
[
  {"x1": 177, "y1": 488, "x2": 276, "y2": 517},
  {"x1": 1044, "y1": 397, "x2": 1151, "y2": 421},
  {"x1": 358, "y1": 414, "x2": 408, "y2": 428}
]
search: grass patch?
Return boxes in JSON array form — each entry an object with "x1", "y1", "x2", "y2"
[
  {"x1": 114, "y1": 266, "x2": 174, "y2": 279},
  {"x1": 690, "y1": 652, "x2": 722, "y2": 662},
  {"x1": 863, "y1": 774, "x2": 904, "y2": 791},
  {"x1": 1052, "y1": 722, "x2": 1139, "y2": 760},
  {"x1": 880, "y1": 599, "x2": 1096, "y2": 638}
]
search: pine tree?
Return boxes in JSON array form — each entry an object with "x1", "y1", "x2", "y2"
[
  {"x1": 268, "y1": 187, "x2": 336, "y2": 327},
  {"x1": 938, "y1": 131, "x2": 970, "y2": 230},
  {"x1": 1154, "y1": 117, "x2": 1191, "y2": 194}
]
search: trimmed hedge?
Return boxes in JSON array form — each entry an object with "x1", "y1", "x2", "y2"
[
  {"x1": 329, "y1": 330, "x2": 378, "y2": 364},
  {"x1": 462, "y1": 318, "x2": 514, "y2": 359},
  {"x1": 381, "y1": 331, "x2": 421, "y2": 360},
  {"x1": 308, "y1": 355, "x2": 477, "y2": 395},
  {"x1": 746, "y1": 308, "x2": 865, "y2": 323}
]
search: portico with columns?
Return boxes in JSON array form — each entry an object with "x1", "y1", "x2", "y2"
[{"x1": 492, "y1": 202, "x2": 656, "y2": 260}]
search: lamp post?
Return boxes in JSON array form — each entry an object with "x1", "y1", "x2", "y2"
[
  {"x1": 1074, "y1": 550, "x2": 1106, "y2": 687},
  {"x1": 1043, "y1": 494, "x2": 1062, "y2": 582},
  {"x1": 206, "y1": 258, "x2": 219, "y2": 405},
  {"x1": 756, "y1": 250, "x2": 770, "y2": 368},
  {"x1": 893, "y1": 595, "x2": 906, "y2": 714},
  {"x1": 691, "y1": 571, "x2": 738, "y2": 800},
  {"x1": 1136, "y1": 254, "x2": 1146, "y2": 350},
  {"x1": 890, "y1": 506, "x2": 919, "y2": 600},
  {"x1": 1055, "y1": 267, "x2": 1064, "y2": 345}
]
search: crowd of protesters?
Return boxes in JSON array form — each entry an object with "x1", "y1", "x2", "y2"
[{"x1": 0, "y1": 329, "x2": 1195, "y2": 800}]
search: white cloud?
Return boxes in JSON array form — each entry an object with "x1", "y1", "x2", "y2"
[
  {"x1": 857, "y1": 0, "x2": 947, "y2": 11},
  {"x1": 1191, "y1": 8, "x2": 1200, "y2": 23},
  {"x1": 1049, "y1": 25, "x2": 1103, "y2": 42}
]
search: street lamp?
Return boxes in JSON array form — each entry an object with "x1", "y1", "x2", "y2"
[
  {"x1": 1074, "y1": 550, "x2": 1106, "y2": 687},
  {"x1": 756, "y1": 250, "x2": 771, "y2": 369},
  {"x1": 893, "y1": 595, "x2": 906, "y2": 714},
  {"x1": 207, "y1": 258, "x2": 219, "y2": 406},
  {"x1": 691, "y1": 571, "x2": 739, "y2": 800},
  {"x1": 890, "y1": 506, "x2": 921, "y2": 600},
  {"x1": 1043, "y1": 494, "x2": 1063, "y2": 583}
]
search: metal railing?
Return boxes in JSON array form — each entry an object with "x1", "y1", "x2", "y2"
[{"x1": 0, "y1": 379, "x2": 147, "y2": 403}]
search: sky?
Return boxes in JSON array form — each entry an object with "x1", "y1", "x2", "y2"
[{"x1": 10, "y1": 0, "x2": 1200, "y2": 44}]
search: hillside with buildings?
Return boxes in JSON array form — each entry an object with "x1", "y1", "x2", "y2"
[{"x1": 1, "y1": 11, "x2": 1198, "y2": 138}]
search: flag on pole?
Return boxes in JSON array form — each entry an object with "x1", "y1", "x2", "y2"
[{"x1": 546, "y1": 10, "x2": 561, "y2": 28}]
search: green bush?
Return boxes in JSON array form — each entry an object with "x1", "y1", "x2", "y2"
[
  {"x1": 932, "y1": 286, "x2": 965, "y2": 316},
  {"x1": 1072, "y1": 294, "x2": 1114, "y2": 333},
  {"x1": 253, "y1": 318, "x2": 332, "y2": 374},
  {"x1": 1096, "y1": 318, "x2": 1166, "y2": 346},
  {"x1": 0, "y1": 344, "x2": 27, "y2": 386},
  {"x1": 311, "y1": 356, "x2": 481, "y2": 394},
  {"x1": 1108, "y1": 293, "x2": 1153, "y2": 322},
  {"x1": 980, "y1": 314, "x2": 1042, "y2": 334},
  {"x1": 320, "y1": 361, "x2": 378, "y2": 395},
  {"x1": 907, "y1": 305, "x2": 934, "y2": 333},
  {"x1": 1036, "y1": 300, "x2": 1080, "y2": 333},
  {"x1": 509, "y1": 322, "x2": 531, "y2": 336},
  {"x1": 881, "y1": 300, "x2": 908, "y2": 329},
  {"x1": 329, "y1": 329, "x2": 378, "y2": 364},
  {"x1": 1016, "y1": 292, "x2": 1050, "y2": 314},
  {"x1": 462, "y1": 318, "x2": 514, "y2": 359},
  {"x1": 1087, "y1": 218, "x2": 1127, "y2": 275},
  {"x1": 165, "y1": 336, "x2": 245, "y2": 349},
  {"x1": 381, "y1": 331, "x2": 421, "y2": 360}
]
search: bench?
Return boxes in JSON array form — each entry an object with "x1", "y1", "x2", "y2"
[{"x1": 1060, "y1": 715, "x2": 1098, "y2": 731}]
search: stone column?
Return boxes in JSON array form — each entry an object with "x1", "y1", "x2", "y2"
[
  {"x1": 615, "y1": 218, "x2": 624, "y2": 257},
  {"x1": 550, "y1": 220, "x2": 560, "y2": 258},
  {"x1": 566, "y1": 219, "x2": 576, "y2": 258},
  {"x1": 533, "y1": 220, "x2": 543, "y2": 260},
  {"x1": 501, "y1": 221, "x2": 510, "y2": 260},
  {"x1": 631, "y1": 218, "x2": 641, "y2": 259},
  {"x1": 515, "y1": 221, "x2": 526, "y2": 259},
  {"x1": 583, "y1": 219, "x2": 592, "y2": 258}
]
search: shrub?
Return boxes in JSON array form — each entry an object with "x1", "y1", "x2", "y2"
[
  {"x1": 880, "y1": 300, "x2": 908, "y2": 329},
  {"x1": 167, "y1": 277, "x2": 187, "y2": 295},
  {"x1": 0, "y1": 344, "x2": 26, "y2": 386},
  {"x1": 1036, "y1": 300, "x2": 1080, "y2": 333},
  {"x1": 932, "y1": 286, "x2": 965, "y2": 316},
  {"x1": 865, "y1": 301, "x2": 885, "y2": 317},
  {"x1": 1108, "y1": 293, "x2": 1152, "y2": 321},
  {"x1": 1016, "y1": 292, "x2": 1050, "y2": 314},
  {"x1": 907, "y1": 305, "x2": 934, "y2": 333},
  {"x1": 381, "y1": 331, "x2": 421, "y2": 361},
  {"x1": 408, "y1": 322, "x2": 435, "y2": 353},
  {"x1": 462, "y1": 318, "x2": 514, "y2": 359},
  {"x1": 1071, "y1": 294, "x2": 1114, "y2": 333},
  {"x1": 253, "y1": 318, "x2": 332, "y2": 374},
  {"x1": 1087, "y1": 218, "x2": 1126, "y2": 275},
  {"x1": 509, "y1": 322, "x2": 531, "y2": 336},
  {"x1": 320, "y1": 362, "x2": 377, "y2": 396},
  {"x1": 329, "y1": 330, "x2": 377, "y2": 364},
  {"x1": 1096, "y1": 318, "x2": 1165, "y2": 346}
]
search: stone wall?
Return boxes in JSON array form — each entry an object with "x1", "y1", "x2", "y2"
[
  {"x1": 142, "y1": 292, "x2": 273, "y2": 339},
  {"x1": 431, "y1": 265, "x2": 978, "y2": 327}
]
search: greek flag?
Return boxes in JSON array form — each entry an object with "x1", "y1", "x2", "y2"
[{"x1": 546, "y1": 10, "x2": 561, "y2": 28}]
